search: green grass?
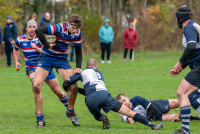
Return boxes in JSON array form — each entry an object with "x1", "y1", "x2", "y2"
[{"x1": 0, "y1": 51, "x2": 200, "y2": 134}]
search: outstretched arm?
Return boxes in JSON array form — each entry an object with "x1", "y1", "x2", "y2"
[
  {"x1": 63, "y1": 73, "x2": 82, "y2": 92},
  {"x1": 35, "y1": 26, "x2": 50, "y2": 49}
]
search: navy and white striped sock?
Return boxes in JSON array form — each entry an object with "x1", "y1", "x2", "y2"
[
  {"x1": 181, "y1": 105, "x2": 191, "y2": 133},
  {"x1": 59, "y1": 93, "x2": 68, "y2": 109}
]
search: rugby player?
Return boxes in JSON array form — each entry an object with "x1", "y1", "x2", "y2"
[
  {"x1": 169, "y1": 7, "x2": 200, "y2": 134},
  {"x1": 13, "y1": 20, "x2": 69, "y2": 127},
  {"x1": 34, "y1": 14, "x2": 82, "y2": 126},
  {"x1": 116, "y1": 94, "x2": 200, "y2": 123},
  {"x1": 63, "y1": 58, "x2": 164, "y2": 130}
]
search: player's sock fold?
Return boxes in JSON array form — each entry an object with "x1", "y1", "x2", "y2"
[
  {"x1": 180, "y1": 105, "x2": 191, "y2": 133},
  {"x1": 37, "y1": 113, "x2": 44, "y2": 120},
  {"x1": 59, "y1": 93, "x2": 68, "y2": 108},
  {"x1": 67, "y1": 107, "x2": 74, "y2": 115},
  {"x1": 133, "y1": 113, "x2": 153, "y2": 127}
]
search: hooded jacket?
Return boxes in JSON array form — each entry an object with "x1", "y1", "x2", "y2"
[
  {"x1": 39, "y1": 18, "x2": 55, "y2": 27},
  {"x1": 123, "y1": 24, "x2": 138, "y2": 50},
  {"x1": 3, "y1": 21, "x2": 18, "y2": 42},
  {"x1": 99, "y1": 19, "x2": 114, "y2": 44}
]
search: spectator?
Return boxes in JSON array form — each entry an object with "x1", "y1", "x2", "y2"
[
  {"x1": 39, "y1": 12, "x2": 55, "y2": 27},
  {"x1": 2, "y1": 15, "x2": 17, "y2": 67},
  {"x1": 123, "y1": 22, "x2": 138, "y2": 62},
  {"x1": 23, "y1": 13, "x2": 37, "y2": 34},
  {"x1": 0, "y1": 27, "x2": 3, "y2": 54},
  {"x1": 99, "y1": 19, "x2": 114, "y2": 63},
  {"x1": 70, "y1": 43, "x2": 75, "y2": 62}
]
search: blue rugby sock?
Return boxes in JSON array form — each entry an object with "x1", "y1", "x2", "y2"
[
  {"x1": 59, "y1": 93, "x2": 68, "y2": 109},
  {"x1": 181, "y1": 105, "x2": 191, "y2": 133},
  {"x1": 133, "y1": 113, "x2": 153, "y2": 127},
  {"x1": 67, "y1": 107, "x2": 74, "y2": 115},
  {"x1": 37, "y1": 113, "x2": 44, "y2": 120}
]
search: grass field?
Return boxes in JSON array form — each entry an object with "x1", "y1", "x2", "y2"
[{"x1": 0, "y1": 51, "x2": 200, "y2": 134}]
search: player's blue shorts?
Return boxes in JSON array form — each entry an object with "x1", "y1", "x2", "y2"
[
  {"x1": 85, "y1": 90, "x2": 119, "y2": 116},
  {"x1": 26, "y1": 67, "x2": 56, "y2": 80},
  {"x1": 150, "y1": 99, "x2": 170, "y2": 121},
  {"x1": 37, "y1": 52, "x2": 72, "y2": 73}
]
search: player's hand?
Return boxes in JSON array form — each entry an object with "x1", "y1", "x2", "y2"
[
  {"x1": 74, "y1": 68, "x2": 82, "y2": 74},
  {"x1": 31, "y1": 42, "x2": 37, "y2": 49},
  {"x1": 2, "y1": 41, "x2": 5, "y2": 45},
  {"x1": 49, "y1": 43, "x2": 56, "y2": 49},
  {"x1": 11, "y1": 40, "x2": 15, "y2": 44},
  {"x1": 174, "y1": 61, "x2": 182, "y2": 73},
  {"x1": 15, "y1": 62, "x2": 21, "y2": 71},
  {"x1": 172, "y1": 117, "x2": 181, "y2": 122},
  {"x1": 127, "y1": 118, "x2": 134, "y2": 124},
  {"x1": 169, "y1": 69, "x2": 179, "y2": 76}
]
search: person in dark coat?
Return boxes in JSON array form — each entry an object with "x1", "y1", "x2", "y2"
[
  {"x1": 123, "y1": 22, "x2": 138, "y2": 62},
  {"x1": 39, "y1": 12, "x2": 55, "y2": 27},
  {"x1": 2, "y1": 15, "x2": 18, "y2": 67}
]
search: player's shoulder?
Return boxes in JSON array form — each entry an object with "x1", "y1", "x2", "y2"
[
  {"x1": 184, "y1": 20, "x2": 197, "y2": 31},
  {"x1": 17, "y1": 34, "x2": 27, "y2": 41}
]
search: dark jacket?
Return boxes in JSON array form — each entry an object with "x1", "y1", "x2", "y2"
[
  {"x1": 0, "y1": 27, "x2": 2, "y2": 44},
  {"x1": 3, "y1": 21, "x2": 18, "y2": 42},
  {"x1": 39, "y1": 18, "x2": 55, "y2": 27}
]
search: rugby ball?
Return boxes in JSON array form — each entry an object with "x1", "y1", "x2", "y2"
[{"x1": 39, "y1": 34, "x2": 57, "y2": 44}]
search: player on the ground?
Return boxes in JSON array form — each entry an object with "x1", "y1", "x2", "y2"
[
  {"x1": 13, "y1": 20, "x2": 70, "y2": 127},
  {"x1": 169, "y1": 7, "x2": 200, "y2": 134},
  {"x1": 116, "y1": 94, "x2": 200, "y2": 123},
  {"x1": 63, "y1": 58, "x2": 164, "y2": 130},
  {"x1": 34, "y1": 14, "x2": 83, "y2": 126}
]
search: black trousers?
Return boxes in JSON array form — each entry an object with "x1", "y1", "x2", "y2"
[
  {"x1": 101, "y1": 42, "x2": 111, "y2": 60},
  {"x1": 124, "y1": 48, "x2": 134, "y2": 59},
  {"x1": 5, "y1": 42, "x2": 13, "y2": 66}
]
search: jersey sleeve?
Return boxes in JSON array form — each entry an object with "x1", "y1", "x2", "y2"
[
  {"x1": 130, "y1": 96, "x2": 151, "y2": 109},
  {"x1": 184, "y1": 27, "x2": 198, "y2": 44},
  {"x1": 68, "y1": 73, "x2": 83, "y2": 85},
  {"x1": 36, "y1": 41, "x2": 43, "y2": 48},
  {"x1": 74, "y1": 30, "x2": 82, "y2": 46},
  {"x1": 14, "y1": 37, "x2": 20, "y2": 50},
  {"x1": 47, "y1": 23, "x2": 65, "y2": 35}
]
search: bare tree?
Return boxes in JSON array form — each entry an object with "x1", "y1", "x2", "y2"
[
  {"x1": 86, "y1": 0, "x2": 90, "y2": 12},
  {"x1": 98, "y1": 0, "x2": 101, "y2": 14}
]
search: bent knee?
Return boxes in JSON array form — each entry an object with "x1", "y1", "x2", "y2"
[
  {"x1": 67, "y1": 84, "x2": 77, "y2": 91},
  {"x1": 32, "y1": 82, "x2": 42, "y2": 93}
]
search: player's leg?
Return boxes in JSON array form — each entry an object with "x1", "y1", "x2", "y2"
[
  {"x1": 115, "y1": 103, "x2": 163, "y2": 130},
  {"x1": 172, "y1": 79, "x2": 198, "y2": 134},
  {"x1": 162, "y1": 113, "x2": 180, "y2": 121},
  {"x1": 32, "y1": 67, "x2": 49, "y2": 127},
  {"x1": 58, "y1": 68, "x2": 80, "y2": 126},
  {"x1": 168, "y1": 99, "x2": 180, "y2": 109}
]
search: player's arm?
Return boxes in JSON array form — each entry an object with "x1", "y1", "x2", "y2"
[
  {"x1": 31, "y1": 42, "x2": 42, "y2": 53},
  {"x1": 74, "y1": 31, "x2": 82, "y2": 74},
  {"x1": 132, "y1": 96, "x2": 157, "y2": 120},
  {"x1": 120, "y1": 114, "x2": 134, "y2": 124},
  {"x1": 77, "y1": 87, "x2": 85, "y2": 96},
  {"x1": 13, "y1": 39, "x2": 21, "y2": 71},
  {"x1": 63, "y1": 73, "x2": 82, "y2": 92},
  {"x1": 35, "y1": 26, "x2": 50, "y2": 49}
]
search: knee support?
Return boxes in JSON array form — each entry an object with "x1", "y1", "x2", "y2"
[
  {"x1": 112, "y1": 101, "x2": 122, "y2": 112},
  {"x1": 146, "y1": 103, "x2": 157, "y2": 120}
]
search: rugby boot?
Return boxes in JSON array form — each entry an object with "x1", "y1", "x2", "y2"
[
  {"x1": 169, "y1": 128, "x2": 190, "y2": 134},
  {"x1": 151, "y1": 122, "x2": 163, "y2": 130},
  {"x1": 66, "y1": 112, "x2": 80, "y2": 126},
  {"x1": 102, "y1": 115, "x2": 110, "y2": 129},
  {"x1": 190, "y1": 115, "x2": 200, "y2": 120},
  {"x1": 37, "y1": 119, "x2": 46, "y2": 128}
]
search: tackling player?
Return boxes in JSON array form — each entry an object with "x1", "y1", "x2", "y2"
[
  {"x1": 116, "y1": 94, "x2": 200, "y2": 123},
  {"x1": 63, "y1": 58, "x2": 164, "y2": 130},
  {"x1": 169, "y1": 7, "x2": 200, "y2": 134},
  {"x1": 13, "y1": 20, "x2": 69, "y2": 128},
  {"x1": 34, "y1": 14, "x2": 83, "y2": 126}
]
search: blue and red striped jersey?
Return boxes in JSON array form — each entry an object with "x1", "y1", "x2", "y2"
[
  {"x1": 15, "y1": 34, "x2": 43, "y2": 69},
  {"x1": 44, "y1": 22, "x2": 82, "y2": 58}
]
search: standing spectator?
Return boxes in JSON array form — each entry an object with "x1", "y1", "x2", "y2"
[
  {"x1": 2, "y1": 15, "x2": 17, "y2": 67},
  {"x1": 123, "y1": 22, "x2": 138, "y2": 62},
  {"x1": 70, "y1": 43, "x2": 75, "y2": 62},
  {"x1": 39, "y1": 12, "x2": 55, "y2": 27},
  {"x1": 99, "y1": 19, "x2": 114, "y2": 63},
  {"x1": 23, "y1": 13, "x2": 37, "y2": 34},
  {"x1": 0, "y1": 27, "x2": 3, "y2": 54}
]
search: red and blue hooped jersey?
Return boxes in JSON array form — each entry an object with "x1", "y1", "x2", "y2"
[
  {"x1": 15, "y1": 34, "x2": 43, "y2": 69},
  {"x1": 44, "y1": 22, "x2": 82, "y2": 58}
]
